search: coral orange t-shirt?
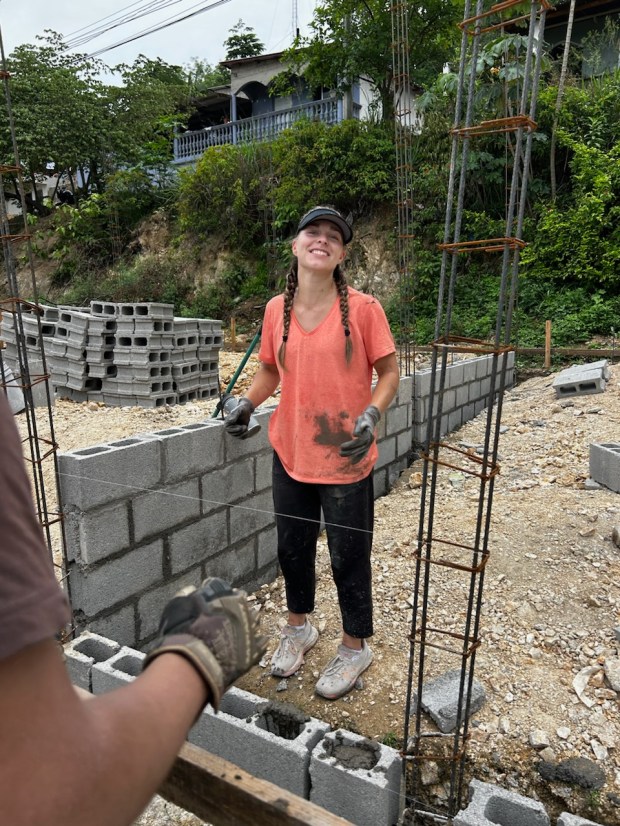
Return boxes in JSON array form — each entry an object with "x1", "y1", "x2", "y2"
[{"x1": 259, "y1": 287, "x2": 395, "y2": 484}]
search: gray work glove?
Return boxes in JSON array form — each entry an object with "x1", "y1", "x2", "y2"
[
  {"x1": 143, "y1": 577, "x2": 267, "y2": 710},
  {"x1": 223, "y1": 395, "x2": 255, "y2": 438},
  {"x1": 339, "y1": 405, "x2": 381, "y2": 464}
]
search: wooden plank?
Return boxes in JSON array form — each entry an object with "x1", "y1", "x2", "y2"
[{"x1": 159, "y1": 741, "x2": 354, "y2": 826}]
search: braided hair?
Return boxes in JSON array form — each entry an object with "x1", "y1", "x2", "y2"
[{"x1": 277, "y1": 259, "x2": 353, "y2": 369}]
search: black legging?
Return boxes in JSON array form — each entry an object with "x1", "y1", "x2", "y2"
[{"x1": 272, "y1": 451, "x2": 374, "y2": 639}]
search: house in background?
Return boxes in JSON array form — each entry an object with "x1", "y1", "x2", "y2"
[
  {"x1": 173, "y1": 50, "x2": 406, "y2": 166},
  {"x1": 543, "y1": 0, "x2": 620, "y2": 76}
]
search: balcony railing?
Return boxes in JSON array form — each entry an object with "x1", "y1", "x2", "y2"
[{"x1": 173, "y1": 98, "x2": 359, "y2": 164}]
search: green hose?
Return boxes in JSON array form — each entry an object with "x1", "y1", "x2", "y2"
[{"x1": 212, "y1": 325, "x2": 262, "y2": 418}]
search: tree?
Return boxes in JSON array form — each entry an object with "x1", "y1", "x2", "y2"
[
  {"x1": 1, "y1": 34, "x2": 188, "y2": 210},
  {"x1": 184, "y1": 57, "x2": 230, "y2": 97},
  {"x1": 281, "y1": 0, "x2": 461, "y2": 122},
  {"x1": 550, "y1": 0, "x2": 576, "y2": 201},
  {"x1": 1, "y1": 31, "x2": 110, "y2": 211},
  {"x1": 223, "y1": 20, "x2": 265, "y2": 60}
]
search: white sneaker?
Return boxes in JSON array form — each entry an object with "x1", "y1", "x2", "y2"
[
  {"x1": 270, "y1": 622, "x2": 319, "y2": 678},
  {"x1": 315, "y1": 641, "x2": 373, "y2": 700}
]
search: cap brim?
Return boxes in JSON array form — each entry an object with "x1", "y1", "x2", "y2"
[{"x1": 297, "y1": 208, "x2": 352, "y2": 244}]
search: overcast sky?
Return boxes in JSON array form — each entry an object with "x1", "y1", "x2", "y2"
[{"x1": 0, "y1": 0, "x2": 317, "y2": 75}]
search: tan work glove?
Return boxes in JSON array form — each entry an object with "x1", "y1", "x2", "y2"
[{"x1": 143, "y1": 577, "x2": 267, "y2": 710}]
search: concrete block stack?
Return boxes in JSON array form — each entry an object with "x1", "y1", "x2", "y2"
[
  {"x1": 2, "y1": 301, "x2": 224, "y2": 409},
  {"x1": 95, "y1": 301, "x2": 176, "y2": 408},
  {"x1": 0, "y1": 304, "x2": 59, "y2": 406},
  {"x1": 49, "y1": 308, "x2": 91, "y2": 400}
]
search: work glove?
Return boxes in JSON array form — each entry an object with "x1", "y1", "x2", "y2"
[
  {"x1": 143, "y1": 577, "x2": 267, "y2": 710},
  {"x1": 339, "y1": 405, "x2": 381, "y2": 465},
  {"x1": 223, "y1": 395, "x2": 255, "y2": 438}
]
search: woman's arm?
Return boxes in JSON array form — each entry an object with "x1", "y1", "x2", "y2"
[
  {"x1": 244, "y1": 362, "x2": 281, "y2": 409},
  {"x1": 371, "y1": 352, "x2": 400, "y2": 415}
]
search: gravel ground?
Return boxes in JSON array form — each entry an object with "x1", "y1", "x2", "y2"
[{"x1": 15, "y1": 351, "x2": 620, "y2": 824}]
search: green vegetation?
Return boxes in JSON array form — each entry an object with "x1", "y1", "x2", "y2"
[{"x1": 4, "y1": 10, "x2": 619, "y2": 355}]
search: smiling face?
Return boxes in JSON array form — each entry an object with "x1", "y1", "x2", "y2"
[{"x1": 292, "y1": 219, "x2": 347, "y2": 274}]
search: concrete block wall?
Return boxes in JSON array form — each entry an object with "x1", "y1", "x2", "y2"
[
  {"x1": 1, "y1": 302, "x2": 223, "y2": 408},
  {"x1": 64, "y1": 631, "x2": 400, "y2": 817},
  {"x1": 59, "y1": 355, "x2": 509, "y2": 648},
  {"x1": 412, "y1": 353, "x2": 515, "y2": 448}
]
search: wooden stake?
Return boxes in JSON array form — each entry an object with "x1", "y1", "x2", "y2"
[
  {"x1": 230, "y1": 317, "x2": 236, "y2": 351},
  {"x1": 544, "y1": 320, "x2": 551, "y2": 368}
]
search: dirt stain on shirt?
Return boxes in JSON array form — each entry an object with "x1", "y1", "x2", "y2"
[{"x1": 314, "y1": 412, "x2": 351, "y2": 446}]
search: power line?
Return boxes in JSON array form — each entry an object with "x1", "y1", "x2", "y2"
[
  {"x1": 64, "y1": 0, "x2": 193, "y2": 49},
  {"x1": 60, "y1": 0, "x2": 232, "y2": 59}
]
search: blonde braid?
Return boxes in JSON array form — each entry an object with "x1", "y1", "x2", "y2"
[
  {"x1": 278, "y1": 261, "x2": 298, "y2": 369},
  {"x1": 334, "y1": 265, "x2": 353, "y2": 363}
]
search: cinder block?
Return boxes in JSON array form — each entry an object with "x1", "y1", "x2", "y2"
[
  {"x1": 150, "y1": 422, "x2": 224, "y2": 484},
  {"x1": 205, "y1": 541, "x2": 256, "y2": 585},
  {"x1": 223, "y1": 410, "x2": 273, "y2": 460},
  {"x1": 553, "y1": 367, "x2": 606, "y2": 397},
  {"x1": 169, "y1": 512, "x2": 228, "y2": 575},
  {"x1": 137, "y1": 571, "x2": 200, "y2": 643},
  {"x1": 91, "y1": 646, "x2": 145, "y2": 694},
  {"x1": 69, "y1": 540, "x2": 163, "y2": 617},
  {"x1": 63, "y1": 631, "x2": 120, "y2": 691},
  {"x1": 117, "y1": 302, "x2": 173, "y2": 319},
  {"x1": 557, "y1": 813, "x2": 604, "y2": 826},
  {"x1": 58, "y1": 436, "x2": 162, "y2": 510},
  {"x1": 202, "y1": 461, "x2": 255, "y2": 515},
  {"x1": 257, "y1": 526, "x2": 277, "y2": 569},
  {"x1": 414, "y1": 369, "x2": 433, "y2": 399},
  {"x1": 446, "y1": 362, "x2": 465, "y2": 388},
  {"x1": 86, "y1": 605, "x2": 136, "y2": 647},
  {"x1": 589, "y1": 442, "x2": 620, "y2": 493},
  {"x1": 386, "y1": 403, "x2": 410, "y2": 436},
  {"x1": 412, "y1": 669, "x2": 486, "y2": 733},
  {"x1": 64, "y1": 500, "x2": 130, "y2": 564},
  {"x1": 229, "y1": 490, "x2": 275, "y2": 545},
  {"x1": 189, "y1": 697, "x2": 330, "y2": 799},
  {"x1": 310, "y1": 729, "x2": 401, "y2": 826},
  {"x1": 454, "y1": 779, "x2": 549, "y2": 825},
  {"x1": 376, "y1": 436, "x2": 397, "y2": 470},
  {"x1": 132, "y1": 477, "x2": 201, "y2": 542}
]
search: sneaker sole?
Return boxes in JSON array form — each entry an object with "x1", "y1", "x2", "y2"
[
  {"x1": 314, "y1": 651, "x2": 374, "y2": 700},
  {"x1": 270, "y1": 626, "x2": 319, "y2": 678}
]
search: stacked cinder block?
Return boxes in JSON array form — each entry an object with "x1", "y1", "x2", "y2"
[
  {"x1": 552, "y1": 360, "x2": 610, "y2": 398},
  {"x1": 95, "y1": 301, "x2": 176, "y2": 408},
  {"x1": 50, "y1": 308, "x2": 92, "y2": 400},
  {"x1": 0, "y1": 304, "x2": 59, "y2": 406},
  {"x1": 1, "y1": 301, "x2": 224, "y2": 408}
]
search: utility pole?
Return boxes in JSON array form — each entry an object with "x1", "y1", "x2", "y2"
[{"x1": 292, "y1": 0, "x2": 299, "y2": 38}]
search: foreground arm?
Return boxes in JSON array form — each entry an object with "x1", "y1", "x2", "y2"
[
  {"x1": 0, "y1": 640, "x2": 206, "y2": 826},
  {"x1": 0, "y1": 578, "x2": 266, "y2": 826}
]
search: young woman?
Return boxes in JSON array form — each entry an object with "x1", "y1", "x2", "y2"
[{"x1": 225, "y1": 205, "x2": 399, "y2": 700}]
